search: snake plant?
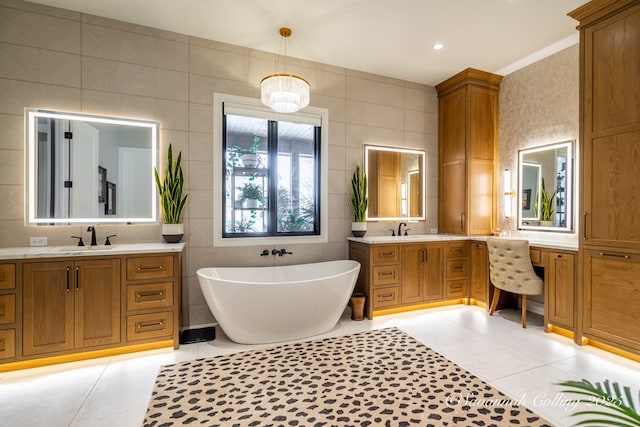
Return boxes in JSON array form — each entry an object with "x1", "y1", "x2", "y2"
[
  {"x1": 557, "y1": 379, "x2": 640, "y2": 426},
  {"x1": 154, "y1": 143, "x2": 188, "y2": 224},
  {"x1": 534, "y1": 177, "x2": 557, "y2": 221},
  {"x1": 350, "y1": 165, "x2": 368, "y2": 222}
]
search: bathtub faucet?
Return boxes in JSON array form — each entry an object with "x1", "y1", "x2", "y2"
[{"x1": 272, "y1": 248, "x2": 293, "y2": 256}]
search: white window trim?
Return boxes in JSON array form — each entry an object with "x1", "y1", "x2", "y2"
[{"x1": 212, "y1": 93, "x2": 329, "y2": 247}]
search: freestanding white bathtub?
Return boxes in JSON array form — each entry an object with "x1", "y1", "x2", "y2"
[{"x1": 197, "y1": 260, "x2": 361, "y2": 344}]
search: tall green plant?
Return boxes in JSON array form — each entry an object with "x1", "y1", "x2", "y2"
[
  {"x1": 557, "y1": 379, "x2": 640, "y2": 426},
  {"x1": 534, "y1": 177, "x2": 557, "y2": 221},
  {"x1": 350, "y1": 165, "x2": 368, "y2": 222},
  {"x1": 154, "y1": 143, "x2": 188, "y2": 224}
]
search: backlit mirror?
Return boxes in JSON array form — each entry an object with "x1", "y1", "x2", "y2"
[
  {"x1": 25, "y1": 109, "x2": 159, "y2": 225},
  {"x1": 518, "y1": 140, "x2": 574, "y2": 232},
  {"x1": 364, "y1": 145, "x2": 426, "y2": 221}
]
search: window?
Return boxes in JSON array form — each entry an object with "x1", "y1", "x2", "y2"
[{"x1": 213, "y1": 94, "x2": 328, "y2": 246}]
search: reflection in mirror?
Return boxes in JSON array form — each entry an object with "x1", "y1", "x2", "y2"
[
  {"x1": 364, "y1": 145, "x2": 426, "y2": 221},
  {"x1": 518, "y1": 140, "x2": 574, "y2": 232},
  {"x1": 25, "y1": 109, "x2": 159, "y2": 224}
]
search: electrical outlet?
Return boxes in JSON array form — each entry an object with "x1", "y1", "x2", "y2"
[
  {"x1": 29, "y1": 237, "x2": 48, "y2": 247},
  {"x1": 430, "y1": 228, "x2": 438, "y2": 234}
]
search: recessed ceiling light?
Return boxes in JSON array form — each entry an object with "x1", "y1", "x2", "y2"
[{"x1": 433, "y1": 42, "x2": 444, "y2": 50}]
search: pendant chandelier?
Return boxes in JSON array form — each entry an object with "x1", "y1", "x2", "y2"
[{"x1": 260, "y1": 27, "x2": 310, "y2": 113}]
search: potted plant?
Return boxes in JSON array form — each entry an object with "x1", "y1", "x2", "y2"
[
  {"x1": 534, "y1": 177, "x2": 556, "y2": 227},
  {"x1": 154, "y1": 143, "x2": 188, "y2": 243},
  {"x1": 238, "y1": 181, "x2": 264, "y2": 208},
  {"x1": 229, "y1": 139, "x2": 262, "y2": 168},
  {"x1": 350, "y1": 165, "x2": 368, "y2": 237}
]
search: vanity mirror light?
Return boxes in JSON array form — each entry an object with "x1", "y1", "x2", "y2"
[
  {"x1": 25, "y1": 109, "x2": 159, "y2": 225},
  {"x1": 364, "y1": 145, "x2": 426, "y2": 221},
  {"x1": 518, "y1": 140, "x2": 574, "y2": 232}
]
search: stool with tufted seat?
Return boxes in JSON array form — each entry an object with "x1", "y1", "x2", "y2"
[{"x1": 486, "y1": 237, "x2": 543, "y2": 328}]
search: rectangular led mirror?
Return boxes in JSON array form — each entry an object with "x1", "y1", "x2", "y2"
[
  {"x1": 25, "y1": 109, "x2": 159, "y2": 225},
  {"x1": 364, "y1": 145, "x2": 426, "y2": 221},
  {"x1": 518, "y1": 140, "x2": 574, "y2": 232}
]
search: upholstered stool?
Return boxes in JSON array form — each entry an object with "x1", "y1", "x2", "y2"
[{"x1": 486, "y1": 237, "x2": 543, "y2": 328}]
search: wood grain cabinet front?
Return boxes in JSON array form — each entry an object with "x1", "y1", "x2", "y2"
[
  {"x1": 0, "y1": 329, "x2": 15, "y2": 360},
  {"x1": 469, "y1": 242, "x2": 488, "y2": 303},
  {"x1": 22, "y1": 258, "x2": 121, "y2": 356}
]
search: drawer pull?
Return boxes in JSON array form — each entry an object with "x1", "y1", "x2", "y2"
[
  {"x1": 136, "y1": 291, "x2": 164, "y2": 299},
  {"x1": 137, "y1": 265, "x2": 165, "y2": 272},
  {"x1": 599, "y1": 252, "x2": 630, "y2": 259},
  {"x1": 378, "y1": 293, "x2": 394, "y2": 301},
  {"x1": 378, "y1": 272, "x2": 394, "y2": 277},
  {"x1": 136, "y1": 320, "x2": 165, "y2": 329},
  {"x1": 451, "y1": 248, "x2": 463, "y2": 253},
  {"x1": 453, "y1": 266, "x2": 464, "y2": 272},
  {"x1": 378, "y1": 251, "x2": 395, "y2": 257},
  {"x1": 451, "y1": 285, "x2": 463, "y2": 290}
]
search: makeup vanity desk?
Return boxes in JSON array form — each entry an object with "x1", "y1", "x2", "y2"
[{"x1": 348, "y1": 235, "x2": 578, "y2": 342}]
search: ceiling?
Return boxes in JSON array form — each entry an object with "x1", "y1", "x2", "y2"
[{"x1": 28, "y1": 0, "x2": 589, "y2": 86}]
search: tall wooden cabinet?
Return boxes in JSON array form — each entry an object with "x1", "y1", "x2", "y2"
[
  {"x1": 570, "y1": 0, "x2": 640, "y2": 353},
  {"x1": 436, "y1": 68, "x2": 502, "y2": 235}
]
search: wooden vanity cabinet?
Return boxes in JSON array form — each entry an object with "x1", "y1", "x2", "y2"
[
  {"x1": 436, "y1": 68, "x2": 502, "y2": 236},
  {"x1": 444, "y1": 242, "x2": 468, "y2": 298},
  {"x1": 124, "y1": 254, "x2": 180, "y2": 346},
  {"x1": 469, "y1": 241, "x2": 488, "y2": 303},
  {"x1": 0, "y1": 263, "x2": 17, "y2": 360},
  {"x1": 401, "y1": 243, "x2": 444, "y2": 303},
  {"x1": 22, "y1": 258, "x2": 121, "y2": 356},
  {"x1": 545, "y1": 251, "x2": 575, "y2": 330}
]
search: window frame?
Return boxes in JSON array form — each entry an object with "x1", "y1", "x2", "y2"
[{"x1": 213, "y1": 93, "x2": 328, "y2": 247}]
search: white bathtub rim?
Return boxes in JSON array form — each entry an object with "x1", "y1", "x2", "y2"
[{"x1": 196, "y1": 259, "x2": 360, "y2": 286}]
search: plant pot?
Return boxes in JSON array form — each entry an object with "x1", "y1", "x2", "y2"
[
  {"x1": 162, "y1": 223, "x2": 184, "y2": 243},
  {"x1": 540, "y1": 220, "x2": 554, "y2": 227},
  {"x1": 243, "y1": 199, "x2": 261, "y2": 209},
  {"x1": 240, "y1": 153, "x2": 259, "y2": 168},
  {"x1": 350, "y1": 293, "x2": 366, "y2": 321},
  {"x1": 351, "y1": 222, "x2": 367, "y2": 237}
]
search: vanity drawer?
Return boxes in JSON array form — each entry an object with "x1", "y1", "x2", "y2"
[
  {"x1": 371, "y1": 287, "x2": 400, "y2": 309},
  {"x1": 127, "y1": 283, "x2": 173, "y2": 311},
  {"x1": 445, "y1": 242, "x2": 468, "y2": 258},
  {"x1": 529, "y1": 249, "x2": 542, "y2": 266},
  {"x1": 0, "y1": 295, "x2": 15, "y2": 324},
  {"x1": 372, "y1": 265, "x2": 399, "y2": 286},
  {"x1": 446, "y1": 280, "x2": 468, "y2": 298},
  {"x1": 127, "y1": 312, "x2": 173, "y2": 342},
  {"x1": 0, "y1": 329, "x2": 15, "y2": 359},
  {"x1": 0, "y1": 264, "x2": 15, "y2": 290},
  {"x1": 372, "y1": 245, "x2": 399, "y2": 264},
  {"x1": 127, "y1": 255, "x2": 174, "y2": 281},
  {"x1": 445, "y1": 260, "x2": 467, "y2": 278}
]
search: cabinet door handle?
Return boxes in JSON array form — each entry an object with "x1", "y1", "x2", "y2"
[
  {"x1": 599, "y1": 252, "x2": 630, "y2": 259},
  {"x1": 75, "y1": 266, "x2": 79, "y2": 291},
  {"x1": 136, "y1": 291, "x2": 164, "y2": 299},
  {"x1": 460, "y1": 213, "x2": 465, "y2": 231},
  {"x1": 136, "y1": 320, "x2": 165, "y2": 329},
  {"x1": 137, "y1": 265, "x2": 165, "y2": 272},
  {"x1": 583, "y1": 212, "x2": 588, "y2": 240},
  {"x1": 66, "y1": 267, "x2": 70, "y2": 292}
]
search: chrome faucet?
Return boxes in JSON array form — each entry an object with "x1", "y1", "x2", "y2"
[
  {"x1": 87, "y1": 226, "x2": 97, "y2": 246},
  {"x1": 397, "y1": 222, "x2": 407, "y2": 237}
]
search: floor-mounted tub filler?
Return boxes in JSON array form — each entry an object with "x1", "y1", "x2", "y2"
[{"x1": 197, "y1": 260, "x2": 361, "y2": 344}]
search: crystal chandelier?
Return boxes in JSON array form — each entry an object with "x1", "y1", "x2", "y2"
[{"x1": 260, "y1": 28, "x2": 310, "y2": 113}]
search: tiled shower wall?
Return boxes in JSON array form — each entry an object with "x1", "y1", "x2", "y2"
[{"x1": 0, "y1": 0, "x2": 438, "y2": 327}]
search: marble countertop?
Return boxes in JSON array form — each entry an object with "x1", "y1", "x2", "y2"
[
  {"x1": 0, "y1": 242, "x2": 186, "y2": 260},
  {"x1": 348, "y1": 234, "x2": 578, "y2": 251}
]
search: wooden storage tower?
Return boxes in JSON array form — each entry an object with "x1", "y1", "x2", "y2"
[
  {"x1": 436, "y1": 68, "x2": 502, "y2": 236},
  {"x1": 570, "y1": 0, "x2": 640, "y2": 355}
]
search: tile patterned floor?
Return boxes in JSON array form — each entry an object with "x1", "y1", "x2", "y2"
[{"x1": 1, "y1": 305, "x2": 638, "y2": 427}]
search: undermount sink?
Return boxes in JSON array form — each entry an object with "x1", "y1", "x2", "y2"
[{"x1": 54, "y1": 245, "x2": 116, "y2": 252}]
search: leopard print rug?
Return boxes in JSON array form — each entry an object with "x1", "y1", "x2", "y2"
[{"x1": 144, "y1": 328, "x2": 551, "y2": 426}]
